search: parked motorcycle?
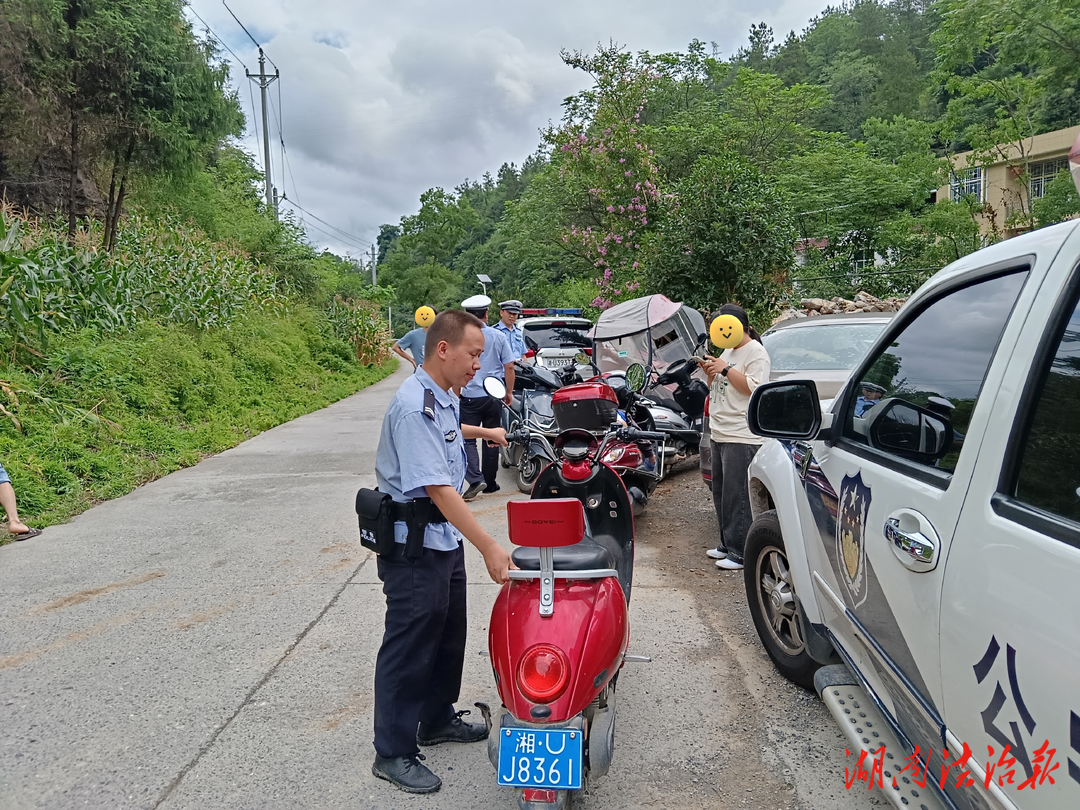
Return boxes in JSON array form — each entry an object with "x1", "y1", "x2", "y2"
[
  {"x1": 482, "y1": 377, "x2": 660, "y2": 810},
  {"x1": 547, "y1": 377, "x2": 663, "y2": 514},
  {"x1": 601, "y1": 372, "x2": 665, "y2": 514},
  {"x1": 625, "y1": 359, "x2": 708, "y2": 462},
  {"x1": 500, "y1": 360, "x2": 563, "y2": 493}
]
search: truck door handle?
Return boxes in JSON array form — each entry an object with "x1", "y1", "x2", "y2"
[{"x1": 884, "y1": 518, "x2": 935, "y2": 562}]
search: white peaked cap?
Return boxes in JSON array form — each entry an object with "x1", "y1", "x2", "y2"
[{"x1": 461, "y1": 294, "x2": 492, "y2": 309}]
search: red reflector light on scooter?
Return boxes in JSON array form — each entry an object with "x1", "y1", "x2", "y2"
[
  {"x1": 517, "y1": 644, "x2": 570, "y2": 704},
  {"x1": 523, "y1": 788, "x2": 558, "y2": 803}
]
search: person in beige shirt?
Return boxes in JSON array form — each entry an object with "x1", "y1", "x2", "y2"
[{"x1": 700, "y1": 304, "x2": 771, "y2": 571}]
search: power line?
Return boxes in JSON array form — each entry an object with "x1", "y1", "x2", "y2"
[
  {"x1": 245, "y1": 82, "x2": 262, "y2": 167},
  {"x1": 221, "y1": 1, "x2": 277, "y2": 70},
  {"x1": 292, "y1": 216, "x2": 371, "y2": 252},
  {"x1": 279, "y1": 198, "x2": 372, "y2": 248},
  {"x1": 187, "y1": 7, "x2": 248, "y2": 71},
  {"x1": 222, "y1": 1, "x2": 259, "y2": 48}
]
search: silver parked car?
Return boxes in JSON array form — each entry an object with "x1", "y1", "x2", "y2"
[{"x1": 700, "y1": 312, "x2": 894, "y2": 488}]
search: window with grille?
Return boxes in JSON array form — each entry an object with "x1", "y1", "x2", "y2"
[
  {"x1": 950, "y1": 167, "x2": 985, "y2": 202},
  {"x1": 1028, "y1": 158, "x2": 1070, "y2": 200}
]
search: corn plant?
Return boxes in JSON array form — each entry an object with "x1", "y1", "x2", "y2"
[{"x1": 326, "y1": 296, "x2": 392, "y2": 365}]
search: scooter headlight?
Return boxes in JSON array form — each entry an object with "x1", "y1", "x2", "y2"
[
  {"x1": 600, "y1": 446, "x2": 625, "y2": 464},
  {"x1": 517, "y1": 643, "x2": 571, "y2": 704}
]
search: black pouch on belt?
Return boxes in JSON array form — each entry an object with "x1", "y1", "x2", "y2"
[
  {"x1": 403, "y1": 499, "x2": 431, "y2": 560},
  {"x1": 403, "y1": 497, "x2": 449, "y2": 560},
  {"x1": 355, "y1": 487, "x2": 395, "y2": 556}
]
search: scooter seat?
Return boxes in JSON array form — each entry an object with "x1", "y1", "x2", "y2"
[{"x1": 511, "y1": 541, "x2": 615, "y2": 572}]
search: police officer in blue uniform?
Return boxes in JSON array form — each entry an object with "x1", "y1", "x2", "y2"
[
  {"x1": 371, "y1": 309, "x2": 513, "y2": 795},
  {"x1": 492, "y1": 299, "x2": 527, "y2": 359},
  {"x1": 459, "y1": 294, "x2": 515, "y2": 500}
]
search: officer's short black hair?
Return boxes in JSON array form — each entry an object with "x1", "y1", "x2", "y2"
[{"x1": 425, "y1": 310, "x2": 484, "y2": 359}]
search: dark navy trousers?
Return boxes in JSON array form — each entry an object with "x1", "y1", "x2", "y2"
[
  {"x1": 461, "y1": 395, "x2": 502, "y2": 488},
  {"x1": 373, "y1": 542, "x2": 467, "y2": 758}
]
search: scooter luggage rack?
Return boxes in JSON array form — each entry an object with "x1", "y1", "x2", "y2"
[{"x1": 507, "y1": 498, "x2": 617, "y2": 617}]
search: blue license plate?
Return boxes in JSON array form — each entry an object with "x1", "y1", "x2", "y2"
[{"x1": 497, "y1": 727, "x2": 583, "y2": 789}]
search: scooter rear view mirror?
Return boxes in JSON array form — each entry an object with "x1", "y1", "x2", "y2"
[
  {"x1": 625, "y1": 363, "x2": 647, "y2": 393},
  {"x1": 484, "y1": 376, "x2": 507, "y2": 400}
]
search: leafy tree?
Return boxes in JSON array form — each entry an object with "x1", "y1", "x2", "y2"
[
  {"x1": 934, "y1": 0, "x2": 1080, "y2": 229},
  {"x1": 650, "y1": 153, "x2": 795, "y2": 326},
  {"x1": 1032, "y1": 171, "x2": 1080, "y2": 229}
]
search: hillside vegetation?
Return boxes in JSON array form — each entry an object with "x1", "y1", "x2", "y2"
[{"x1": 0, "y1": 2, "x2": 393, "y2": 535}]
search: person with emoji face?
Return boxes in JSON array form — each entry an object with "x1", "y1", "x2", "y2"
[
  {"x1": 394, "y1": 307, "x2": 438, "y2": 372},
  {"x1": 699, "y1": 303, "x2": 771, "y2": 571}
]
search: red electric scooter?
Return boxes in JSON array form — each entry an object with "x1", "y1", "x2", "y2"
[{"x1": 480, "y1": 377, "x2": 663, "y2": 810}]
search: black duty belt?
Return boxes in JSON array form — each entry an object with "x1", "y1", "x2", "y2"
[{"x1": 391, "y1": 498, "x2": 448, "y2": 524}]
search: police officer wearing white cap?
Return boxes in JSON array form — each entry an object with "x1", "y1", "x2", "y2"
[
  {"x1": 459, "y1": 294, "x2": 515, "y2": 499},
  {"x1": 493, "y1": 299, "x2": 526, "y2": 359}
]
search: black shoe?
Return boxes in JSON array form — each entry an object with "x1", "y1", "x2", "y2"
[
  {"x1": 463, "y1": 481, "x2": 486, "y2": 502},
  {"x1": 417, "y1": 709, "x2": 490, "y2": 746},
  {"x1": 372, "y1": 753, "x2": 441, "y2": 794},
  {"x1": 485, "y1": 483, "x2": 501, "y2": 494}
]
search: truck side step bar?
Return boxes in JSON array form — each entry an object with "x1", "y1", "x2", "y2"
[{"x1": 814, "y1": 665, "x2": 949, "y2": 810}]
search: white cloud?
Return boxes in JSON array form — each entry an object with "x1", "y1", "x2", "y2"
[{"x1": 188, "y1": 0, "x2": 826, "y2": 255}]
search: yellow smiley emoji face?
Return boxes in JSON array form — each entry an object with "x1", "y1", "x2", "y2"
[
  {"x1": 710, "y1": 314, "x2": 744, "y2": 349},
  {"x1": 415, "y1": 306, "x2": 436, "y2": 327}
]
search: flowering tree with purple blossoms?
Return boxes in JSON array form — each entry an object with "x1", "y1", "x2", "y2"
[{"x1": 541, "y1": 46, "x2": 672, "y2": 309}]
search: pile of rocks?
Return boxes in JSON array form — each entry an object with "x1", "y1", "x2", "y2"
[{"x1": 772, "y1": 291, "x2": 906, "y2": 324}]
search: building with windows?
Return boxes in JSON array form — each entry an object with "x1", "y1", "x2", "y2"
[{"x1": 936, "y1": 125, "x2": 1080, "y2": 238}]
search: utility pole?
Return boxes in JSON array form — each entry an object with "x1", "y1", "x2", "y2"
[
  {"x1": 370, "y1": 244, "x2": 377, "y2": 285},
  {"x1": 247, "y1": 48, "x2": 279, "y2": 219}
]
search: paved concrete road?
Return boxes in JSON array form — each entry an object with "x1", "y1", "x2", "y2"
[{"x1": 1, "y1": 364, "x2": 882, "y2": 809}]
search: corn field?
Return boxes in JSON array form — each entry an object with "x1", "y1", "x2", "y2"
[{"x1": 0, "y1": 207, "x2": 284, "y2": 350}]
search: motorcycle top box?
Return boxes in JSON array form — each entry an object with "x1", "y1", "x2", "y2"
[{"x1": 551, "y1": 382, "x2": 619, "y2": 434}]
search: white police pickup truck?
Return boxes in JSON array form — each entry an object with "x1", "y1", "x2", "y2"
[{"x1": 742, "y1": 194, "x2": 1080, "y2": 806}]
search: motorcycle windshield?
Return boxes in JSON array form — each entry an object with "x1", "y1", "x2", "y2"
[
  {"x1": 525, "y1": 390, "x2": 555, "y2": 418},
  {"x1": 528, "y1": 363, "x2": 562, "y2": 389}
]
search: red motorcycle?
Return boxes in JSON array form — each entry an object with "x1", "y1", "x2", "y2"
[{"x1": 482, "y1": 376, "x2": 663, "y2": 810}]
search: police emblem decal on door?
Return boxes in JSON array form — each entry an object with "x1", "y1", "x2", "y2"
[{"x1": 837, "y1": 473, "x2": 872, "y2": 608}]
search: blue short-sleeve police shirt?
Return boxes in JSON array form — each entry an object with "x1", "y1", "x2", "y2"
[
  {"x1": 374, "y1": 367, "x2": 466, "y2": 551},
  {"x1": 492, "y1": 321, "x2": 526, "y2": 359},
  {"x1": 462, "y1": 326, "x2": 515, "y2": 398}
]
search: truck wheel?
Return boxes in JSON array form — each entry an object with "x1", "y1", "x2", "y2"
[
  {"x1": 517, "y1": 455, "x2": 542, "y2": 493},
  {"x1": 743, "y1": 510, "x2": 820, "y2": 690}
]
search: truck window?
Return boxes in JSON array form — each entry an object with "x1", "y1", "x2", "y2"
[
  {"x1": 842, "y1": 270, "x2": 1028, "y2": 475},
  {"x1": 1012, "y1": 291, "x2": 1080, "y2": 524}
]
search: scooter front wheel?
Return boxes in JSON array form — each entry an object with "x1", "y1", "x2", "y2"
[{"x1": 517, "y1": 454, "x2": 542, "y2": 493}]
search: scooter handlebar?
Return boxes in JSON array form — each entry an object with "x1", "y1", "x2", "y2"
[
  {"x1": 505, "y1": 428, "x2": 531, "y2": 444},
  {"x1": 618, "y1": 428, "x2": 667, "y2": 443}
]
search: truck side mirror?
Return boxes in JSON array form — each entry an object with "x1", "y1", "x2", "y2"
[{"x1": 747, "y1": 381, "x2": 823, "y2": 440}]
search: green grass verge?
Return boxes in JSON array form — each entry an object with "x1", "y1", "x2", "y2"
[{"x1": 0, "y1": 307, "x2": 395, "y2": 540}]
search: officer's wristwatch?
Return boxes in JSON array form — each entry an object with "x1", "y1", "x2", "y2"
[{"x1": 721, "y1": 364, "x2": 733, "y2": 377}]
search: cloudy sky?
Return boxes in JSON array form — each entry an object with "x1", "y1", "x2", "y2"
[{"x1": 186, "y1": 0, "x2": 826, "y2": 260}]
